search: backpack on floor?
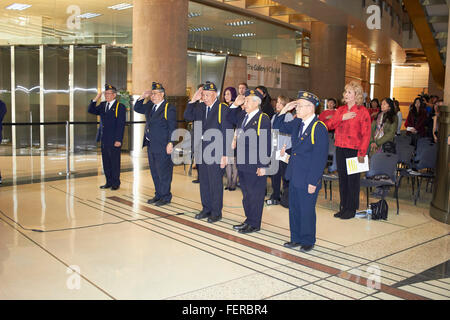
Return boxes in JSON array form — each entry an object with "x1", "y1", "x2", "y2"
[{"x1": 370, "y1": 199, "x2": 388, "y2": 220}]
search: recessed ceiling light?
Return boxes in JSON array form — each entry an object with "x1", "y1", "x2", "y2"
[
  {"x1": 6, "y1": 3, "x2": 32, "y2": 11},
  {"x1": 188, "y1": 12, "x2": 201, "y2": 18},
  {"x1": 226, "y1": 20, "x2": 254, "y2": 27},
  {"x1": 108, "y1": 3, "x2": 133, "y2": 10},
  {"x1": 189, "y1": 26, "x2": 213, "y2": 32},
  {"x1": 79, "y1": 13, "x2": 102, "y2": 19},
  {"x1": 232, "y1": 33, "x2": 256, "y2": 38}
]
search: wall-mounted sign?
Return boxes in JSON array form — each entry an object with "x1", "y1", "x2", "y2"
[{"x1": 247, "y1": 57, "x2": 281, "y2": 88}]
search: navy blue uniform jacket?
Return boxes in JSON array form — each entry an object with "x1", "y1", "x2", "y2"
[
  {"x1": 184, "y1": 100, "x2": 233, "y2": 158},
  {"x1": 88, "y1": 100, "x2": 126, "y2": 147},
  {"x1": 134, "y1": 99, "x2": 177, "y2": 153},
  {"x1": 273, "y1": 114, "x2": 328, "y2": 190},
  {"x1": 228, "y1": 107, "x2": 272, "y2": 173}
]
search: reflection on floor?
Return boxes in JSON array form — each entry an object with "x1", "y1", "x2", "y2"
[{"x1": 0, "y1": 162, "x2": 449, "y2": 300}]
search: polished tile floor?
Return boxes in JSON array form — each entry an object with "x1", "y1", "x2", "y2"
[{"x1": 0, "y1": 154, "x2": 449, "y2": 300}]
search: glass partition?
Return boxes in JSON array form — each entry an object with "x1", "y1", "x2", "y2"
[{"x1": 0, "y1": 47, "x2": 11, "y2": 144}]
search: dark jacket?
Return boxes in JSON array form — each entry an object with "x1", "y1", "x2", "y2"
[
  {"x1": 184, "y1": 99, "x2": 233, "y2": 161},
  {"x1": 273, "y1": 114, "x2": 329, "y2": 191},
  {"x1": 88, "y1": 100, "x2": 126, "y2": 147},
  {"x1": 134, "y1": 98, "x2": 177, "y2": 153}
]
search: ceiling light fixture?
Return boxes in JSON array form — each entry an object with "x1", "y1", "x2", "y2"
[
  {"x1": 188, "y1": 12, "x2": 201, "y2": 18},
  {"x1": 189, "y1": 27, "x2": 213, "y2": 32},
  {"x1": 232, "y1": 33, "x2": 256, "y2": 38},
  {"x1": 6, "y1": 3, "x2": 31, "y2": 10},
  {"x1": 108, "y1": 3, "x2": 133, "y2": 10},
  {"x1": 78, "y1": 13, "x2": 102, "y2": 19},
  {"x1": 226, "y1": 20, "x2": 255, "y2": 27}
]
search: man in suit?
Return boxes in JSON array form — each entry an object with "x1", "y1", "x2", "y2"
[
  {"x1": 134, "y1": 82, "x2": 177, "y2": 206},
  {"x1": 273, "y1": 91, "x2": 329, "y2": 252},
  {"x1": 184, "y1": 81, "x2": 232, "y2": 223},
  {"x1": 88, "y1": 84, "x2": 126, "y2": 190},
  {"x1": 0, "y1": 99, "x2": 6, "y2": 184},
  {"x1": 228, "y1": 89, "x2": 272, "y2": 234}
]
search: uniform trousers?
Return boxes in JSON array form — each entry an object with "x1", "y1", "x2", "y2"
[
  {"x1": 288, "y1": 185, "x2": 319, "y2": 246},
  {"x1": 335, "y1": 147, "x2": 360, "y2": 213},
  {"x1": 197, "y1": 163, "x2": 224, "y2": 218},
  {"x1": 238, "y1": 170, "x2": 267, "y2": 229},
  {"x1": 148, "y1": 149, "x2": 173, "y2": 202},
  {"x1": 270, "y1": 159, "x2": 288, "y2": 200},
  {"x1": 101, "y1": 144, "x2": 121, "y2": 187}
]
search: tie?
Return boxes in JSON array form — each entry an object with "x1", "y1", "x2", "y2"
[
  {"x1": 151, "y1": 104, "x2": 157, "y2": 116},
  {"x1": 298, "y1": 120, "x2": 304, "y2": 138},
  {"x1": 242, "y1": 114, "x2": 249, "y2": 129},
  {"x1": 105, "y1": 102, "x2": 109, "y2": 113},
  {"x1": 206, "y1": 106, "x2": 211, "y2": 120}
]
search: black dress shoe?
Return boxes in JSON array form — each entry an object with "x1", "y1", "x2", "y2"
[
  {"x1": 147, "y1": 197, "x2": 160, "y2": 204},
  {"x1": 300, "y1": 245, "x2": 314, "y2": 253},
  {"x1": 333, "y1": 211, "x2": 342, "y2": 218},
  {"x1": 195, "y1": 210, "x2": 211, "y2": 220},
  {"x1": 111, "y1": 185, "x2": 120, "y2": 190},
  {"x1": 340, "y1": 211, "x2": 355, "y2": 220},
  {"x1": 100, "y1": 184, "x2": 112, "y2": 189},
  {"x1": 192, "y1": 179, "x2": 200, "y2": 184},
  {"x1": 233, "y1": 223, "x2": 247, "y2": 231},
  {"x1": 228, "y1": 187, "x2": 236, "y2": 191},
  {"x1": 207, "y1": 215, "x2": 222, "y2": 223},
  {"x1": 283, "y1": 241, "x2": 301, "y2": 248},
  {"x1": 238, "y1": 224, "x2": 260, "y2": 234},
  {"x1": 155, "y1": 199, "x2": 170, "y2": 207},
  {"x1": 224, "y1": 187, "x2": 229, "y2": 190}
]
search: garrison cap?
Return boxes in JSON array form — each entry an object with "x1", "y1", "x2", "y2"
[
  {"x1": 203, "y1": 81, "x2": 217, "y2": 92},
  {"x1": 105, "y1": 84, "x2": 117, "y2": 92},
  {"x1": 244, "y1": 89, "x2": 263, "y2": 101},
  {"x1": 152, "y1": 82, "x2": 164, "y2": 91},
  {"x1": 297, "y1": 90, "x2": 320, "y2": 107}
]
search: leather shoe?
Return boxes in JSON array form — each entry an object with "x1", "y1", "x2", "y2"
[
  {"x1": 111, "y1": 185, "x2": 120, "y2": 190},
  {"x1": 333, "y1": 211, "x2": 342, "y2": 218},
  {"x1": 192, "y1": 179, "x2": 200, "y2": 184},
  {"x1": 228, "y1": 187, "x2": 236, "y2": 191},
  {"x1": 300, "y1": 245, "x2": 314, "y2": 253},
  {"x1": 147, "y1": 197, "x2": 160, "y2": 204},
  {"x1": 155, "y1": 199, "x2": 170, "y2": 207},
  {"x1": 195, "y1": 210, "x2": 210, "y2": 220},
  {"x1": 100, "y1": 184, "x2": 112, "y2": 189},
  {"x1": 340, "y1": 211, "x2": 355, "y2": 220},
  {"x1": 238, "y1": 224, "x2": 260, "y2": 234},
  {"x1": 283, "y1": 241, "x2": 301, "y2": 249},
  {"x1": 207, "y1": 215, "x2": 222, "y2": 223},
  {"x1": 233, "y1": 223, "x2": 247, "y2": 231}
]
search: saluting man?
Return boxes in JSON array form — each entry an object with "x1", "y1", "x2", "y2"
[
  {"x1": 229, "y1": 89, "x2": 272, "y2": 234},
  {"x1": 184, "y1": 81, "x2": 232, "y2": 223},
  {"x1": 88, "y1": 84, "x2": 126, "y2": 190},
  {"x1": 273, "y1": 91, "x2": 329, "y2": 252},
  {"x1": 134, "y1": 82, "x2": 177, "y2": 206}
]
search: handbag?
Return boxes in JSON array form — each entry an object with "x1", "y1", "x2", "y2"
[{"x1": 370, "y1": 199, "x2": 388, "y2": 220}]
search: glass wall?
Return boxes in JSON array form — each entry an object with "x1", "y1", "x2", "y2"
[{"x1": 0, "y1": 47, "x2": 11, "y2": 144}]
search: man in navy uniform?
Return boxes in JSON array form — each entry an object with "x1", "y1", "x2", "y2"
[
  {"x1": 88, "y1": 84, "x2": 126, "y2": 190},
  {"x1": 184, "y1": 81, "x2": 232, "y2": 223},
  {"x1": 228, "y1": 89, "x2": 272, "y2": 234},
  {"x1": 134, "y1": 82, "x2": 177, "y2": 206},
  {"x1": 273, "y1": 91, "x2": 328, "y2": 252}
]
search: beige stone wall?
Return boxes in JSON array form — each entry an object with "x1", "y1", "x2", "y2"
[{"x1": 222, "y1": 56, "x2": 310, "y2": 102}]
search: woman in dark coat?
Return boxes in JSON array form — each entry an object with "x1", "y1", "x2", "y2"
[{"x1": 255, "y1": 86, "x2": 275, "y2": 119}]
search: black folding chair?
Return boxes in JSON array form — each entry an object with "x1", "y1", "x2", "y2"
[{"x1": 361, "y1": 152, "x2": 400, "y2": 214}]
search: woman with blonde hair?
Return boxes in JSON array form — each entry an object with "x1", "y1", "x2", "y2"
[{"x1": 326, "y1": 81, "x2": 372, "y2": 219}]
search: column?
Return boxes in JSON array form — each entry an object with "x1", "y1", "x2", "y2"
[
  {"x1": 310, "y1": 22, "x2": 347, "y2": 103},
  {"x1": 373, "y1": 63, "x2": 392, "y2": 100},
  {"x1": 430, "y1": 7, "x2": 449, "y2": 224},
  {"x1": 131, "y1": 0, "x2": 189, "y2": 154}
]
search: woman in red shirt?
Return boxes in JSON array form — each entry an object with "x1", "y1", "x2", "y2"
[{"x1": 326, "y1": 81, "x2": 372, "y2": 220}]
